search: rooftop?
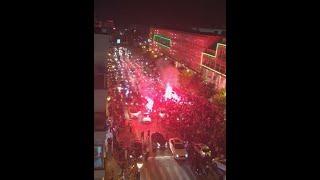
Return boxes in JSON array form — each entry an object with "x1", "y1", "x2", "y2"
[{"x1": 151, "y1": 25, "x2": 226, "y2": 37}]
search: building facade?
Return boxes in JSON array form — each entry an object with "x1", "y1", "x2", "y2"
[
  {"x1": 94, "y1": 33, "x2": 111, "y2": 180},
  {"x1": 149, "y1": 27, "x2": 226, "y2": 90}
]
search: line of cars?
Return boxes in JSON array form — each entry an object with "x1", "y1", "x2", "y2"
[
  {"x1": 122, "y1": 131, "x2": 226, "y2": 178},
  {"x1": 151, "y1": 133, "x2": 226, "y2": 178},
  {"x1": 168, "y1": 138, "x2": 226, "y2": 178}
]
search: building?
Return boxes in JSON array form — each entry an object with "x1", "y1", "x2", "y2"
[
  {"x1": 95, "y1": 19, "x2": 115, "y2": 34},
  {"x1": 94, "y1": 73, "x2": 106, "y2": 180},
  {"x1": 192, "y1": 27, "x2": 226, "y2": 35},
  {"x1": 149, "y1": 27, "x2": 226, "y2": 90},
  {"x1": 95, "y1": 34, "x2": 112, "y2": 69},
  {"x1": 94, "y1": 33, "x2": 112, "y2": 180}
]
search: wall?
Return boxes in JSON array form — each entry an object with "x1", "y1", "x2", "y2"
[
  {"x1": 94, "y1": 131, "x2": 106, "y2": 145},
  {"x1": 94, "y1": 34, "x2": 112, "y2": 67},
  {"x1": 150, "y1": 27, "x2": 226, "y2": 90},
  {"x1": 94, "y1": 170, "x2": 105, "y2": 180},
  {"x1": 150, "y1": 28, "x2": 223, "y2": 72},
  {"x1": 94, "y1": 89, "x2": 106, "y2": 112}
]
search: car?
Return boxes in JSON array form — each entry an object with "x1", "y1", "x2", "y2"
[
  {"x1": 169, "y1": 138, "x2": 188, "y2": 160},
  {"x1": 192, "y1": 143, "x2": 212, "y2": 158},
  {"x1": 129, "y1": 140, "x2": 143, "y2": 160},
  {"x1": 212, "y1": 157, "x2": 226, "y2": 176},
  {"x1": 151, "y1": 132, "x2": 167, "y2": 151},
  {"x1": 141, "y1": 113, "x2": 151, "y2": 123},
  {"x1": 158, "y1": 109, "x2": 167, "y2": 119},
  {"x1": 130, "y1": 111, "x2": 141, "y2": 119}
]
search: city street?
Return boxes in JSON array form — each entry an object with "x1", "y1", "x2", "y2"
[
  {"x1": 94, "y1": 2, "x2": 226, "y2": 180},
  {"x1": 105, "y1": 44, "x2": 224, "y2": 180}
]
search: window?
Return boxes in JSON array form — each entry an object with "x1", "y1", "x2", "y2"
[
  {"x1": 174, "y1": 143, "x2": 185, "y2": 149},
  {"x1": 94, "y1": 145, "x2": 104, "y2": 169}
]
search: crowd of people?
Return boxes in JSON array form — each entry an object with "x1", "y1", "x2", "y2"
[
  {"x1": 153, "y1": 82, "x2": 226, "y2": 158},
  {"x1": 106, "y1": 46, "x2": 226, "y2": 162}
]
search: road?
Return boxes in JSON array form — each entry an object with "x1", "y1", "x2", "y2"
[
  {"x1": 141, "y1": 149, "x2": 218, "y2": 180},
  {"x1": 106, "y1": 45, "x2": 222, "y2": 180}
]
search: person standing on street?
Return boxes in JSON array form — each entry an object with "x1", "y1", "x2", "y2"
[
  {"x1": 141, "y1": 131, "x2": 144, "y2": 142},
  {"x1": 147, "y1": 130, "x2": 150, "y2": 142}
]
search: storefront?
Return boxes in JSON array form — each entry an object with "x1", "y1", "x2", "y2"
[{"x1": 94, "y1": 145, "x2": 105, "y2": 180}]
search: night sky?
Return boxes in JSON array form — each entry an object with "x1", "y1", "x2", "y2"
[{"x1": 94, "y1": 0, "x2": 225, "y2": 27}]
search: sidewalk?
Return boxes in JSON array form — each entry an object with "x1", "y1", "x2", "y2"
[
  {"x1": 105, "y1": 122, "x2": 140, "y2": 180},
  {"x1": 105, "y1": 155, "x2": 122, "y2": 180}
]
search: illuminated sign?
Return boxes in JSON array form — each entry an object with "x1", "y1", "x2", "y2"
[
  {"x1": 116, "y1": 39, "x2": 121, "y2": 44},
  {"x1": 153, "y1": 34, "x2": 171, "y2": 48},
  {"x1": 200, "y1": 43, "x2": 226, "y2": 76}
]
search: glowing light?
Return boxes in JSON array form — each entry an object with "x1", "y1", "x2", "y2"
[
  {"x1": 137, "y1": 162, "x2": 143, "y2": 169},
  {"x1": 155, "y1": 42, "x2": 170, "y2": 48},
  {"x1": 145, "y1": 97, "x2": 154, "y2": 112},
  {"x1": 153, "y1": 34, "x2": 171, "y2": 48},
  {"x1": 159, "y1": 112, "x2": 165, "y2": 118},
  {"x1": 164, "y1": 83, "x2": 180, "y2": 101}
]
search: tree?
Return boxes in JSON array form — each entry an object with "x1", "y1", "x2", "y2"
[
  {"x1": 213, "y1": 88, "x2": 226, "y2": 107},
  {"x1": 178, "y1": 69, "x2": 193, "y2": 87},
  {"x1": 200, "y1": 82, "x2": 216, "y2": 99}
]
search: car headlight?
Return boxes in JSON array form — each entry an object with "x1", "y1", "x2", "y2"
[{"x1": 176, "y1": 154, "x2": 179, "y2": 158}]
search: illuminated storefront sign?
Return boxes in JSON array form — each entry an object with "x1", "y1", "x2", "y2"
[{"x1": 153, "y1": 34, "x2": 171, "y2": 48}]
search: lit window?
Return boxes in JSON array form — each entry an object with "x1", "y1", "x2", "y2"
[{"x1": 94, "y1": 145, "x2": 104, "y2": 169}]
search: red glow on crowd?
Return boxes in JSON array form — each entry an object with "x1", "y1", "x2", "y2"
[
  {"x1": 145, "y1": 96, "x2": 154, "y2": 112},
  {"x1": 164, "y1": 83, "x2": 181, "y2": 102}
]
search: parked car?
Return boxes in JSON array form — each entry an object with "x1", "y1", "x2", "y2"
[
  {"x1": 212, "y1": 157, "x2": 226, "y2": 179},
  {"x1": 129, "y1": 140, "x2": 143, "y2": 160},
  {"x1": 168, "y1": 138, "x2": 188, "y2": 160},
  {"x1": 151, "y1": 132, "x2": 167, "y2": 151},
  {"x1": 192, "y1": 143, "x2": 212, "y2": 158},
  {"x1": 141, "y1": 112, "x2": 151, "y2": 123}
]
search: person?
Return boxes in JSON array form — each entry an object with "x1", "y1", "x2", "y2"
[
  {"x1": 107, "y1": 138, "x2": 112, "y2": 154},
  {"x1": 141, "y1": 131, "x2": 144, "y2": 141},
  {"x1": 129, "y1": 124, "x2": 132, "y2": 133}
]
